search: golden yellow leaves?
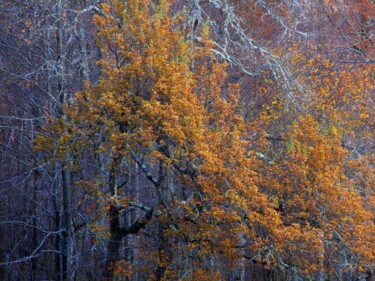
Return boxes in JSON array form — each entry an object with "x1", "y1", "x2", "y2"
[{"x1": 32, "y1": 0, "x2": 374, "y2": 278}]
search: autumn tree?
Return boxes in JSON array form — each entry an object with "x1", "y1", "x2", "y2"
[
  {"x1": 40, "y1": 0, "x2": 279, "y2": 279},
  {"x1": 1, "y1": 0, "x2": 374, "y2": 280},
  {"x1": 42, "y1": 0, "x2": 374, "y2": 280}
]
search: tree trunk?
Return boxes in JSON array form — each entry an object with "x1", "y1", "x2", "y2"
[
  {"x1": 62, "y1": 158, "x2": 73, "y2": 281},
  {"x1": 53, "y1": 169, "x2": 63, "y2": 281},
  {"x1": 104, "y1": 205, "x2": 122, "y2": 281},
  {"x1": 0, "y1": 214, "x2": 4, "y2": 280},
  {"x1": 156, "y1": 162, "x2": 174, "y2": 280},
  {"x1": 156, "y1": 221, "x2": 173, "y2": 281}
]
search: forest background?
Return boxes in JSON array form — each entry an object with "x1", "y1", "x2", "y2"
[{"x1": 0, "y1": 0, "x2": 374, "y2": 280}]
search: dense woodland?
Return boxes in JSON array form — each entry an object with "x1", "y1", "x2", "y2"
[{"x1": 0, "y1": 0, "x2": 374, "y2": 280}]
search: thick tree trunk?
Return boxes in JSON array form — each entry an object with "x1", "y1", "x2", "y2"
[
  {"x1": 104, "y1": 205, "x2": 122, "y2": 281},
  {"x1": 104, "y1": 203, "x2": 154, "y2": 280},
  {"x1": 156, "y1": 222, "x2": 173, "y2": 281}
]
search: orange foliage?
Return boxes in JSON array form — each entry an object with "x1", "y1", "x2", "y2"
[{"x1": 36, "y1": 0, "x2": 374, "y2": 279}]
